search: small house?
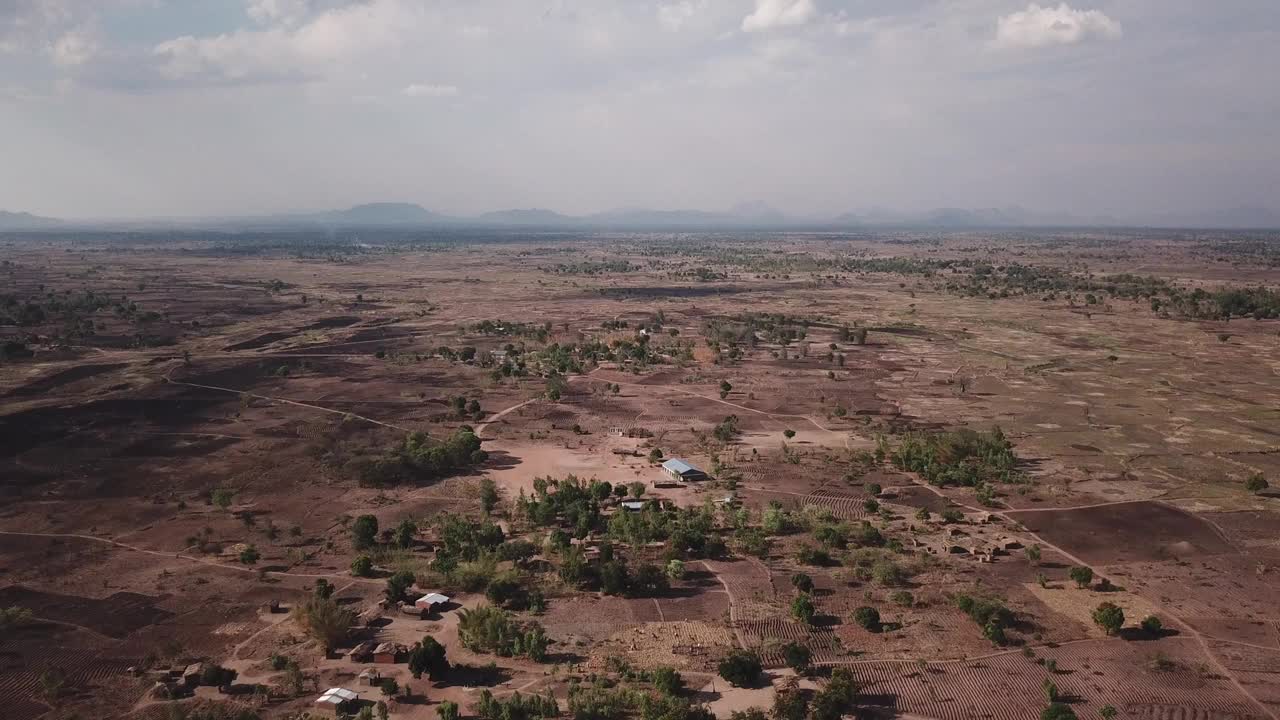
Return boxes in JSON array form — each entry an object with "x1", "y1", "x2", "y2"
[
  {"x1": 372, "y1": 642, "x2": 405, "y2": 664},
  {"x1": 349, "y1": 640, "x2": 378, "y2": 663},
  {"x1": 358, "y1": 668, "x2": 381, "y2": 687},
  {"x1": 316, "y1": 687, "x2": 360, "y2": 713},
  {"x1": 662, "y1": 458, "x2": 709, "y2": 482},
  {"x1": 414, "y1": 593, "x2": 450, "y2": 612},
  {"x1": 621, "y1": 500, "x2": 647, "y2": 512}
]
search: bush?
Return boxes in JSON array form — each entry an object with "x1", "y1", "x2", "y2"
[
  {"x1": 1092, "y1": 602, "x2": 1125, "y2": 636},
  {"x1": 890, "y1": 590, "x2": 914, "y2": 607},
  {"x1": 791, "y1": 595, "x2": 816, "y2": 625},
  {"x1": 1140, "y1": 615, "x2": 1163, "y2": 635},
  {"x1": 408, "y1": 636, "x2": 449, "y2": 679},
  {"x1": 353, "y1": 514, "x2": 379, "y2": 549},
  {"x1": 853, "y1": 606, "x2": 880, "y2": 631},
  {"x1": 791, "y1": 572, "x2": 814, "y2": 594},
  {"x1": 1040, "y1": 703, "x2": 1078, "y2": 720},
  {"x1": 810, "y1": 668, "x2": 860, "y2": 720},
  {"x1": 385, "y1": 570, "x2": 416, "y2": 603},
  {"x1": 350, "y1": 555, "x2": 373, "y2": 577},
  {"x1": 1069, "y1": 566, "x2": 1094, "y2": 589},
  {"x1": 239, "y1": 545, "x2": 260, "y2": 565},
  {"x1": 1245, "y1": 473, "x2": 1269, "y2": 493},
  {"x1": 717, "y1": 649, "x2": 762, "y2": 688},
  {"x1": 651, "y1": 666, "x2": 684, "y2": 696}
]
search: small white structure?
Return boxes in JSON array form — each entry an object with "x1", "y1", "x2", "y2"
[
  {"x1": 415, "y1": 592, "x2": 450, "y2": 611},
  {"x1": 316, "y1": 687, "x2": 359, "y2": 710}
]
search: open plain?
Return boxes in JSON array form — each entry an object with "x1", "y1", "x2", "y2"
[{"x1": 1, "y1": 228, "x2": 1278, "y2": 720}]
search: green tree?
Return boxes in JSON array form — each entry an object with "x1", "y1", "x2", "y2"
[
  {"x1": 385, "y1": 570, "x2": 416, "y2": 603},
  {"x1": 1092, "y1": 602, "x2": 1125, "y2": 636},
  {"x1": 1026, "y1": 544, "x2": 1042, "y2": 565},
  {"x1": 717, "y1": 650, "x2": 761, "y2": 688},
  {"x1": 212, "y1": 488, "x2": 235, "y2": 510},
  {"x1": 791, "y1": 572, "x2": 814, "y2": 594},
  {"x1": 239, "y1": 544, "x2": 260, "y2": 565},
  {"x1": 810, "y1": 667, "x2": 860, "y2": 720},
  {"x1": 1140, "y1": 615, "x2": 1163, "y2": 635},
  {"x1": 651, "y1": 666, "x2": 684, "y2": 696},
  {"x1": 1245, "y1": 473, "x2": 1268, "y2": 493},
  {"x1": 353, "y1": 514, "x2": 379, "y2": 550},
  {"x1": 1100, "y1": 706, "x2": 1118, "y2": 719},
  {"x1": 395, "y1": 518, "x2": 417, "y2": 548},
  {"x1": 791, "y1": 595, "x2": 816, "y2": 625},
  {"x1": 408, "y1": 636, "x2": 449, "y2": 679},
  {"x1": 437, "y1": 700, "x2": 460, "y2": 720},
  {"x1": 350, "y1": 555, "x2": 373, "y2": 577},
  {"x1": 665, "y1": 559, "x2": 686, "y2": 581},
  {"x1": 782, "y1": 642, "x2": 811, "y2": 674},
  {"x1": 853, "y1": 606, "x2": 881, "y2": 631},
  {"x1": 291, "y1": 596, "x2": 356, "y2": 653},
  {"x1": 1069, "y1": 565, "x2": 1094, "y2": 589},
  {"x1": 479, "y1": 478, "x2": 499, "y2": 515},
  {"x1": 783, "y1": 429, "x2": 796, "y2": 439}
]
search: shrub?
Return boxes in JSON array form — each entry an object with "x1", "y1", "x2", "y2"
[
  {"x1": 1140, "y1": 615, "x2": 1163, "y2": 635},
  {"x1": 408, "y1": 636, "x2": 449, "y2": 679},
  {"x1": 1040, "y1": 703, "x2": 1078, "y2": 720},
  {"x1": 291, "y1": 596, "x2": 356, "y2": 652},
  {"x1": 651, "y1": 666, "x2": 684, "y2": 696},
  {"x1": 791, "y1": 595, "x2": 816, "y2": 625},
  {"x1": 791, "y1": 572, "x2": 814, "y2": 594},
  {"x1": 1245, "y1": 473, "x2": 1269, "y2": 493},
  {"x1": 1092, "y1": 602, "x2": 1125, "y2": 636},
  {"x1": 350, "y1": 555, "x2": 373, "y2": 577},
  {"x1": 353, "y1": 515, "x2": 379, "y2": 550},
  {"x1": 853, "y1": 606, "x2": 880, "y2": 631},
  {"x1": 1068, "y1": 566, "x2": 1094, "y2": 589}
]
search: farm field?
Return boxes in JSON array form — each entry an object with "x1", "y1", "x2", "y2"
[{"x1": 0, "y1": 228, "x2": 1278, "y2": 720}]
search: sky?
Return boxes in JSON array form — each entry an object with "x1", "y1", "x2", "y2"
[{"x1": 1, "y1": 0, "x2": 1278, "y2": 220}]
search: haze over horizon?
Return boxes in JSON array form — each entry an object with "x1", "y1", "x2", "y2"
[{"x1": 2, "y1": 1, "x2": 1278, "y2": 223}]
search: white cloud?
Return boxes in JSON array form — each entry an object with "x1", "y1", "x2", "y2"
[
  {"x1": 402, "y1": 83, "x2": 458, "y2": 98},
  {"x1": 657, "y1": 1, "x2": 705, "y2": 32},
  {"x1": 742, "y1": 0, "x2": 816, "y2": 33},
  {"x1": 994, "y1": 3, "x2": 1122, "y2": 49},
  {"x1": 154, "y1": 0, "x2": 417, "y2": 84},
  {"x1": 50, "y1": 30, "x2": 97, "y2": 66}
]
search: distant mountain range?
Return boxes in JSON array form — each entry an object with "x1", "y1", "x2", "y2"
[
  {"x1": 0, "y1": 210, "x2": 61, "y2": 230},
  {"x1": 4, "y1": 203, "x2": 1278, "y2": 231}
]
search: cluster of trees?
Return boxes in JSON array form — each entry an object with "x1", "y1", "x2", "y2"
[
  {"x1": 456, "y1": 605, "x2": 550, "y2": 662},
  {"x1": 474, "y1": 689, "x2": 561, "y2": 720},
  {"x1": 889, "y1": 427, "x2": 1023, "y2": 492},
  {"x1": 954, "y1": 593, "x2": 1015, "y2": 645},
  {"x1": 351, "y1": 428, "x2": 486, "y2": 487},
  {"x1": 290, "y1": 592, "x2": 357, "y2": 653}
]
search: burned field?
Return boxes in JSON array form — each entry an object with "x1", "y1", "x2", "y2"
[{"x1": 0, "y1": 228, "x2": 1278, "y2": 720}]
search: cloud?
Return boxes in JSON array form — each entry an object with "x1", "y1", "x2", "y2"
[
  {"x1": 742, "y1": 0, "x2": 816, "y2": 33},
  {"x1": 152, "y1": 0, "x2": 416, "y2": 85},
  {"x1": 50, "y1": 30, "x2": 97, "y2": 66},
  {"x1": 994, "y1": 3, "x2": 1122, "y2": 49},
  {"x1": 402, "y1": 83, "x2": 458, "y2": 98},
  {"x1": 657, "y1": 1, "x2": 704, "y2": 32}
]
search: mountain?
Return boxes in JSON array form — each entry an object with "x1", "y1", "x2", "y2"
[
  {"x1": 478, "y1": 208, "x2": 577, "y2": 226},
  {"x1": 1148, "y1": 206, "x2": 1280, "y2": 229},
  {"x1": 0, "y1": 210, "x2": 61, "y2": 230},
  {"x1": 322, "y1": 202, "x2": 444, "y2": 225},
  {"x1": 728, "y1": 201, "x2": 787, "y2": 224}
]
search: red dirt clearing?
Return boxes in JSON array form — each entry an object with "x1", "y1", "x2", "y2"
[{"x1": 1007, "y1": 501, "x2": 1236, "y2": 565}]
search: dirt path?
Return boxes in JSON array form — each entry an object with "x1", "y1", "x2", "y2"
[
  {"x1": 163, "y1": 367, "x2": 413, "y2": 432},
  {"x1": 902, "y1": 479, "x2": 1279, "y2": 720},
  {"x1": 0, "y1": 530, "x2": 381, "y2": 586},
  {"x1": 700, "y1": 560, "x2": 747, "y2": 650}
]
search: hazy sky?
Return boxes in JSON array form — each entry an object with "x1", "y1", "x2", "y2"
[{"x1": 1, "y1": 0, "x2": 1277, "y2": 219}]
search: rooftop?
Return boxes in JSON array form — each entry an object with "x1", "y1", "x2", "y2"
[
  {"x1": 317, "y1": 687, "x2": 359, "y2": 704},
  {"x1": 662, "y1": 458, "x2": 699, "y2": 474},
  {"x1": 417, "y1": 592, "x2": 450, "y2": 605}
]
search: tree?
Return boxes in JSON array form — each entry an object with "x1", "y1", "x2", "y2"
[
  {"x1": 1026, "y1": 544, "x2": 1042, "y2": 565},
  {"x1": 1100, "y1": 706, "x2": 1118, "y2": 719},
  {"x1": 239, "y1": 545, "x2": 260, "y2": 565},
  {"x1": 810, "y1": 668, "x2": 860, "y2": 720},
  {"x1": 791, "y1": 572, "x2": 814, "y2": 594},
  {"x1": 665, "y1": 559, "x2": 686, "y2": 581},
  {"x1": 1140, "y1": 615, "x2": 1163, "y2": 635},
  {"x1": 395, "y1": 518, "x2": 417, "y2": 548},
  {"x1": 1245, "y1": 473, "x2": 1269, "y2": 493},
  {"x1": 291, "y1": 596, "x2": 356, "y2": 653},
  {"x1": 408, "y1": 636, "x2": 449, "y2": 679},
  {"x1": 772, "y1": 676, "x2": 809, "y2": 720},
  {"x1": 314, "y1": 579, "x2": 335, "y2": 599},
  {"x1": 628, "y1": 481, "x2": 646, "y2": 498},
  {"x1": 386, "y1": 570, "x2": 416, "y2": 603},
  {"x1": 782, "y1": 642, "x2": 811, "y2": 674},
  {"x1": 783, "y1": 429, "x2": 796, "y2": 439},
  {"x1": 717, "y1": 649, "x2": 762, "y2": 688},
  {"x1": 0, "y1": 606, "x2": 34, "y2": 631},
  {"x1": 791, "y1": 595, "x2": 816, "y2": 625},
  {"x1": 1069, "y1": 566, "x2": 1094, "y2": 589},
  {"x1": 353, "y1": 514, "x2": 379, "y2": 550},
  {"x1": 350, "y1": 555, "x2": 373, "y2": 577},
  {"x1": 1040, "y1": 703, "x2": 1078, "y2": 720},
  {"x1": 1092, "y1": 602, "x2": 1125, "y2": 636},
  {"x1": 651, "y1": 666, "x2": 684, "y2": 696},
  {"x1": 479, "y1": 478, "x2": 499, "y2": 515},
  {"x1": 437, "y1": 700, "x2": 460, "y2": 720},
  {"x1": 853, "y1": 606, "x2": 881, "y2": 631}
]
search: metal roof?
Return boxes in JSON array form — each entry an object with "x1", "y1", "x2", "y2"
[
  {"x1": 662, "y1": 458, "x2": 698, "y2": 474},
  {"x1": 317, "y1": 688, "x2": 359, "y2": 704},
  {"x1": 416, "y1": 592, "x2": 450, "y2": 605}
]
